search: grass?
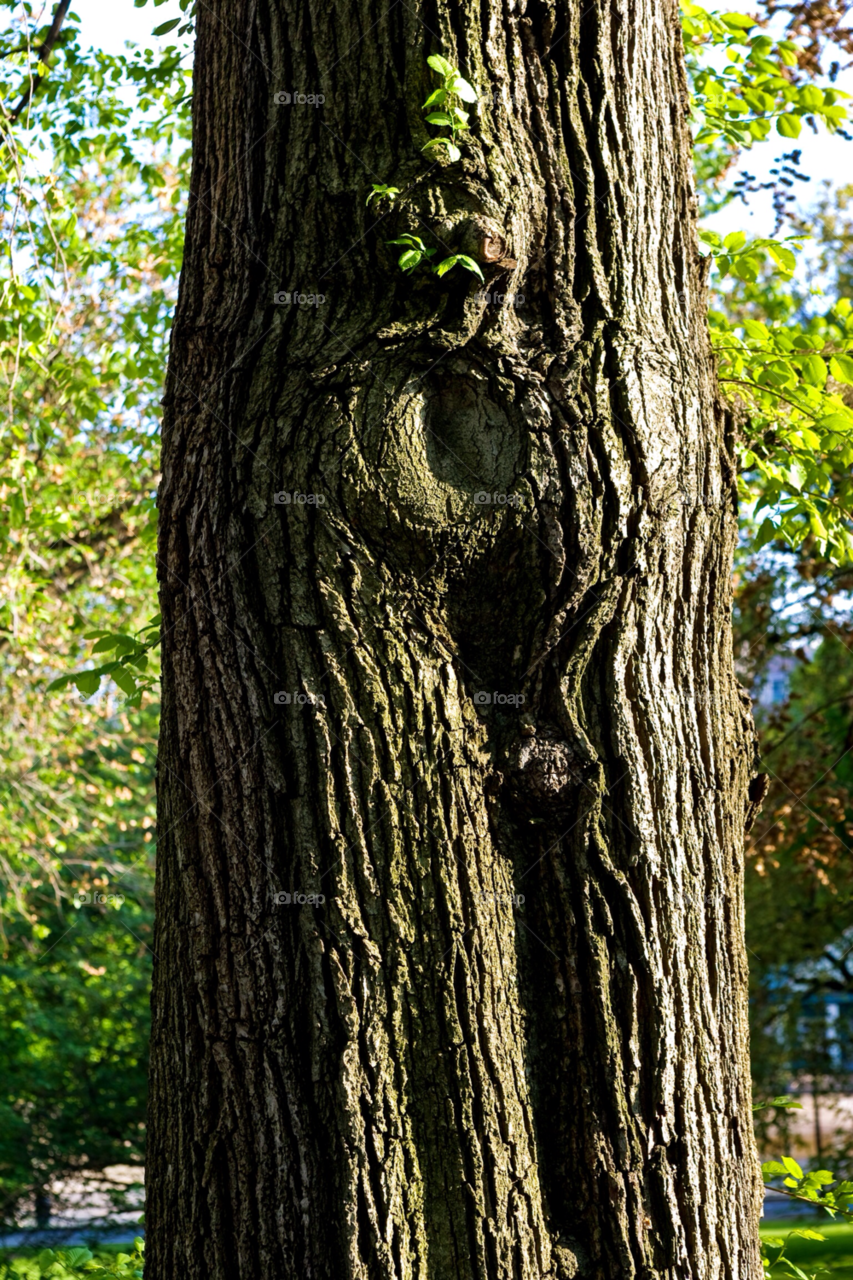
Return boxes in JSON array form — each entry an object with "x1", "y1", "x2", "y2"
[{"x1": 763, "y1": 1220, "x2": 853, "y2": 1277}]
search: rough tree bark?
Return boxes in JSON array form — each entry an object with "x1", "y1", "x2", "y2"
[{"x1": 148, "y1": 0, "x2": 765, "y2": 1275}]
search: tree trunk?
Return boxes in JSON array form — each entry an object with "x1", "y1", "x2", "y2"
[{"x1": 148, "y1": 0, "x2": 764, "y2": 1275}]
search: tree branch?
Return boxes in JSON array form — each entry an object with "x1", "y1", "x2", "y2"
[{"x1": 7, "y1": 0, "x2": 73, "y2": 124}]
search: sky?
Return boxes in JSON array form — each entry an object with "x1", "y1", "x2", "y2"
[
  {"x1": 701, "y1": 0, "x2": 853, "y2": 240},
  {"x1": 77, "y1": 0, "x2": 183, "y2": 53},
  {"x1": 73, "y1": 0, "x2": 852, "y2": 245}
]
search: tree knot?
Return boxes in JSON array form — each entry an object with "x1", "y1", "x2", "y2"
[
  {"x1": 505, "y1": 726, "x2": 597, "y2": 817},
  {"x1": 457, "y1": 215, "x2": 517, "y2": 269}
]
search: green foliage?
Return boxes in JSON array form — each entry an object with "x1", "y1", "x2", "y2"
[
  {"x1": 758, "y1": 1107, "x2": 853, "y2": 1277},
  {"x1": 0, "y1": 1240, "x2": 144, "y2": 1278},
  {"x1": 386, "y1": 234, "x2": 484, "y2": 282},
  {"x1": 709, "y1": 283, "x2": 853, "y2": 560},
  {"x1": 421, "y1": 54, "x2": 477, "y2": 163},
  {"x1": 366, "y1": 183, "x2": 399, "y2": 207},
  {"x1": 0, "y1": 872, "x2": 152, "y2": 1224},
  {"x1": 377, "y1": 56, "x2": 485, "y2": 284},
  {"x1": 386, "y1": 234, "x2": 437, "y2": 272},
  {"x1": 754, "y1": 1096, "x2": 805, "y2": 1113},
  {"x1": 761, "y1": 1225, "x2": 828, "y2": 1280},
  {"x1": 0, "y1": 0, "x2": 189, "y2": 1221},
  {"x1": 45, "y1": 617, "x2": 161, "y2": 708},
  {"x1": 762, "y1": 1156, "x2": 853, "y2": 1218},
  {"x1": 684, "y1": 5, "x2": 853, "y2": 564},
  {"x1": 682, "y1": 3, "x2": 848, "y2": 149}
]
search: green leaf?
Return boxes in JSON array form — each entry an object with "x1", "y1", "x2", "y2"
[
  {"x1": 743, "y1": 319, "x2": 769, "y2": 341},
  {"x1": 427, "y1": 54, "x2": 455, "y2": 78},
  {"x1": 724, "y1": 230, "x2": 747, "y2": 252},
  {"x1": 818, "y1": 411, "x2": 853, "y2": 431},
  {"x1": 776, "y1": 113, "x2": 802, "y2": 138},
  {"x1": 73, "y1": 671, "x2": 102, "y2": 697},
  {"x1": 64, "y1": 1248, "x2": 94, "y2": 1266},
  {"x1": 762, "y1": 1160, "x2": 790, "y2": 1177},
  {"x1": 777, "y1": 1261, "x2": 814, "y2": 1280},
  {"x1": 797, "y1": 85, "x2": 824, "y2": 110},
  {"x1": 112, "y1": 667, "x2": 140, "y2": 697},
  {"x1": 421, "y1": 137, "x2": 461, "y2": 160},
  {"x1": 767, "y1": 244, "x2": 797, "y2": 273},
  {"x1": 435, "y1": 255, "x2": 459, "y2": 277},
  {"x1": 801, "y1": 354, "x2": 827, "y2": 388},
  {"x1": 425, "y1": 112, "x2": 454, "y2": 126},
  {"x1": 456, "y1": 253, "x2": 485, "y2": 281},
  {"x1": 91, "y1": 633, "x2": 137, "y2": 654},
  {"x1": 448, "y1": 75, "x2": 478, "y2": 103},
  {"x1": 153, "y1": 18, "x2": 181, "y2": 34},
  {"x1": 367, "y1": 184, "x2": 399, "y2": 206},
  {"x1": 733, "y1": 257, "x2": 759, "y2": 282},
  {"x1": 748, "y1": 118, "x2": 772, "y2": 140},
  {"x1": 829, "y1": 354, "x2": 853, "y2": 385},
  {"x1": 720, "y1": 11, "x2": 754, "y2": 28},
  {"x1": 782, "y1": 1155, "x2": 804, "y2": 1179},
  {"x1": 755, "y1": 518, "x2": 778, "y2": 550},
  {"x1": 398, "y1": 249, "x2": 423, "y2": 271},
  {"x1": 422, "y1": 89, "x2": 447, "y2": 109}
]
